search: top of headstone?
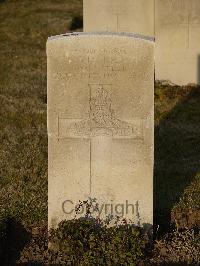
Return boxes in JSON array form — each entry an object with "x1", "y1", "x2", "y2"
[{"x1": 47, "y1": 32, "x2": 155, "y2": 43}]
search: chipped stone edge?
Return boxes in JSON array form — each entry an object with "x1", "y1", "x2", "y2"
[{"x1": 47, "y1": 32, "x2": 155, "y2": 43}]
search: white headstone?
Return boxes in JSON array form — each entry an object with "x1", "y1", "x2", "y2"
[
  {"x1": 47, "y1": 33, "x2": 154, "y2": 229},
  {"x1": 83, "y1": 0, "x2": 200, "y2": 85},
  {"x1": 83, "y1": 0, "x2": 155, "y2": 36},
  {"x1": 155, "y1": 0, "x2": 200, "y2": 85}
]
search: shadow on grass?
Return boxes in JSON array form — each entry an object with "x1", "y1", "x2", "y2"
[
  {"x1": 154, "y1": 86, "x2": 200, "y2": 234},
  {"x1": 0, "y1": 218, "x2": 31, "y2": 265},
  {"x1": 69, "y1": 16, "x2": 83, "y2": 31}
]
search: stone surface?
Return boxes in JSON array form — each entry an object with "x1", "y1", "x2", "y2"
[
  {"x1": 47, "y1": 33, "x2": 154, "y2": 229},
  {"x1": 155, "y1": 0, "x2": 200, "y2": 85},
  {"x1": 83, "y1": 0, "x2": 200, "y2": 85},
  {"x1": 83, "y1": 0, "x2": 155, "y2": 36}
]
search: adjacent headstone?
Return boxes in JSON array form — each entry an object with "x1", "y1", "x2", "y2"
[
  {"x1": 83, "y1": 0, "x2": 200, "y2": 85},
  {"x1": 47, "y1": 33, "x2": 154, "y2": 229},
  {"x1": 155, "y1": 0, "x2": 200, "y2": 85},
  {"x1": 83, "y1": 0, "x2": 155, "y2": 36}
]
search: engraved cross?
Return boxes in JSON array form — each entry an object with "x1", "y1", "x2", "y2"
[{"x1": 57, "y1": 84, "x2": 144, "y2": 194}]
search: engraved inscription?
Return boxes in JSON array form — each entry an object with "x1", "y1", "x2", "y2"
[
  {"x1": 58, "y1": 86, "x2": 143, "y2": 140},
  {"x1": 73, "y1": 87, "x2": 139, "y2": 137},
  {"x1": 159, "y1": 0, "x2": 200, "y2": 26}
]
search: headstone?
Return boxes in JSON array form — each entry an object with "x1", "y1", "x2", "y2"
[
  {"x1": 47, "y1": 33, "x2": 154, "y2": 229},
  {"x1": 83, "y1": 0, "x2": 155, "y2": 36},
  {"x1": 155, "y1": 0, "x2": 200, "y2": 85}
]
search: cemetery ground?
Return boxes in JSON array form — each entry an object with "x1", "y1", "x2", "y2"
[{"x1": 0, "y1": 0, "x2": 199, "y2": 265}]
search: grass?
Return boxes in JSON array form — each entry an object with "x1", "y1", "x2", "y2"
[
  {"x1": 0, "y1": 0, "x2": 82, "y2": 227},
  {"x1": 171, "y1": 173, "x2": 200, "y2": 229},
  {"x1": 154, "y1": 82, "x2": 200, "y2": 232},
  {"x1": 0, "y1": 0, "x2": 199, "y2": 264}
]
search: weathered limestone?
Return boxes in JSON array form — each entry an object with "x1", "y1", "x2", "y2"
[
  {"x1": 83, "y1": 0, "x2": 200, "y2": 85},
  {"x1": 155, "y1": 0, "x2": 200, "y2": 85},
  {"x1": 83, "y1": 0, "x2": 155, "y2": 36},
  {"x1": 47, "y1": 33, "x2": 154, "y2": 229}
]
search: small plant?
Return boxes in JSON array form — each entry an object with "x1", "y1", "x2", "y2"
[
  {"x1": 49, "y1": 217, "x2": 148, "y2": 265},
  {"x1": 49, "y1": 197, "x2": 148, "y2": 264},
  {"x1": 152, "y1": 229, "x2": 200, "y2": 265}
]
